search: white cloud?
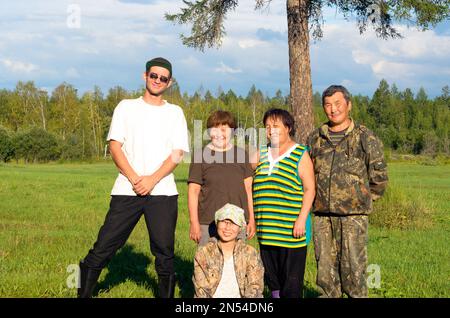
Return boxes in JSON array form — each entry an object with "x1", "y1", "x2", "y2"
[
  {"x1": 0, "y1": 32, "x2": 44, "y2": 42},
  {"x1": 66, "y1": 67, "x2": 80, "y2": 78},
  {"x1": 341, "y1": 79, "x2": 354, "y2": 87},
  {"x1": 109, "y1": 32, "x2": 152, "y2": 49},
  {"x1": 238, "y1": 39, "x2": 267, "y2": 49},
  {"x1": 1, "y1": 59, "x2": 39, "y2": 73},
  {"x1": 78, "y1": 47, "x2": 100, "y2": 55},
  {"x1": 370, "y1": 60, "x2": 450, "y2": 82},
  {"x1": 386, "y1": 26, "x2": 450, "y2": 59},
  {"x1": 315, "y1": 19, "x2": 450, "y2": 93},
  {"x1": 215, "y1": 62, "x2": 242, "y2": 74},
  {"x1": 371, "y1": 60, "x2": 415, "y2": 79},
  {"x1": 180, "y1": 56, "x2": 202, "y2": 67},
  {"x1": 226, "y1": 0, "x2": 286, "y2": 34},
  {"x1": 352, "y1": 49, "x2": 378, "y2": 65}
]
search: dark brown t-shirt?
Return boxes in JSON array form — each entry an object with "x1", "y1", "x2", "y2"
[{"x1": 188, "y1": 145, "x2": 254, "y2": 224}]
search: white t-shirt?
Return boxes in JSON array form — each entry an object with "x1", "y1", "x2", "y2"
[
  {"x1": 213, "y1": 256, "x2": 241, "y2": 298},
  {"x1": 107, "y1": 97, "x2": 190, "y2": 196}
]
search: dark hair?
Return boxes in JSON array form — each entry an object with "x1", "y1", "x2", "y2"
[
  {"x1": 322, "y1": 85, "x2": 351, "y2": 106},
  {"x1": 263, "y1": 108, "x2": 296, "y2": 137},
  {"x1": 207, "y1": 110, "x2": 237, "y2": 129}
]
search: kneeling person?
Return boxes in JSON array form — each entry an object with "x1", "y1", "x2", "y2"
[{"x1": 193, "y1": 204, "x2": 264, "y2": 298}]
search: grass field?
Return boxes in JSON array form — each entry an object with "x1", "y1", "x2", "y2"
[{"x1": 0, "y1": 161, "x2": 449, "y2": 298}]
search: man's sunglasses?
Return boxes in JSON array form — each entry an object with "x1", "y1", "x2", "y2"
[{"x1": 148, "y1": 72, "x2": 170, "y2": 84}]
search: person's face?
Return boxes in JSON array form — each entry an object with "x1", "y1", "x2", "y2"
[
  {"x1": 265, "y1": 116, "x2": 291, "y2": 147},
  {"x1": 144, "y1": 66, "x2": 172, "y2": 96},
  {"x1": 209, "y1": 124, "x2": 232, "y2": 149},
  {"x1": 323, "y1": 92, "x2": 352, "y2": 127},
  {"x1": 217, "y1": 219, "x2": 241, "y2": 242}
]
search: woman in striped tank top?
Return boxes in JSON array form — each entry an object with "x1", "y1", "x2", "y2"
[{"x1": 251, "y1": 108, "x2": 315, "y2": 298}]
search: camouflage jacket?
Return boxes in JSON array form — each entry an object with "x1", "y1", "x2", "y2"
[
  {"x1": 193, "y1": 238, "x2": 264, "y2": 298},
  {"x1": 307, "y1": 120, "x2": 388, "y2": 215}
]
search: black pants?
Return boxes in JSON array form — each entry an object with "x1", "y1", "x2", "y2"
[
  {"x1": 83, "y1": 195, "x2": 178, "y2": 277},
  {"x1": 259, "y1": 245, "x2": 307, "y2": 298}
]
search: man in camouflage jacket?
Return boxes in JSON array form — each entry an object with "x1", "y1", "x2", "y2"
[{"x1": 307, "y1": 85, "x2": 388, "y2": 298}]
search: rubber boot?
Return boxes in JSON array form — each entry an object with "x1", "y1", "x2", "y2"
[
  {"x1": 77, "y1": 261, "x2": 101, "y2": 298},
  {"x1": 158, "y1": 274, "x2": 176, "y2": 298}
]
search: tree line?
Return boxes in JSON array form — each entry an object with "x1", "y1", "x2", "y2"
[{"x1": 0, "y1": 79, "x2": 448, "y2": 163}]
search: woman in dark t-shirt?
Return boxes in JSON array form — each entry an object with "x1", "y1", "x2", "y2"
[{"x1": 188, "y1": 110, "x2": 256, "y2": 246}]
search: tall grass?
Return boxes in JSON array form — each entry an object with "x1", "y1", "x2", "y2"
[{"x1": 370, "y1": 182, "x2": 434, "y2": 230}]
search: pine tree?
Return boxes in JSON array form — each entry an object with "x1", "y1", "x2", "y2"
[{"x1": 166, "y1": 0, "x2": 449, "y2": 143}]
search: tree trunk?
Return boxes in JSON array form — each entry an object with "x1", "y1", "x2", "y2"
[
  {"x1": 38, "y1": 94, "x2": 46, "y2": 131},
  {"x1": 62, "y1": 88, "x2": 67, "y2": 141},
  {"x1": 89, "y1": 97, "x2": 99, "y2": 158},
  {"x1": 287, "y1": 0, "x2": 314, "y2": 144}
]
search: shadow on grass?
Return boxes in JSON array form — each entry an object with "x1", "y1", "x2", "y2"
[
  {"x1": 304, "y1": 283, "x2": 321, "y2": 298},
  {"x1": 93, "y1": 244, "x2": 195, "y2": 297},
  {"x1": 92, "y1": 243, "x2": 318, "y2": 298},
  {"x1": 95, "y1": 244, "x2": 157, "y2": 297},
  {"x1": 175, "y1": 255, "x2": 195, "y2": 298}
]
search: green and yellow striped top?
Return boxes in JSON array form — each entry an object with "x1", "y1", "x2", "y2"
[{"x1": 253, "y1": 144, "x2": 311, "y2": 248}]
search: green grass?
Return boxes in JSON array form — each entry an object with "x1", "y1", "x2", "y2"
[
  {"x1": 0, "y1": 162, "x2": 448, "y2": 298},
  {"x1": 368, "y1": 163, "x2": 450, "y2": 298}
]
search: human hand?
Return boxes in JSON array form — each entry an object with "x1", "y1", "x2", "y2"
[
  {"x1": 133, "y1": 175, "x2": 158, "y2": 196},
  {"x1": 246, "y1": 218, "x2": 256, "y2": 240},
  {"x1": 190, "y1": 221, "x2": 202, "y2": 244},
  {"x1": 128, "y1": 174, "x2": 143, "y2": 186},
  {"x1": 293, "y1": 216, "x2": 307, "y2": 238}
]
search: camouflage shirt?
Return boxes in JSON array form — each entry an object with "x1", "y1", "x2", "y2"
[
  {"x1": 193, "y1": 238, "x2": 264, "y2": 298},
  {"x1": 307, "y1": 120, "x2": 388, "y2": 215}
]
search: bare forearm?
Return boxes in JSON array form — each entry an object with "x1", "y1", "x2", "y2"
[
  {"x1": 150, "y1": 150, "x2": 184, "y2": 182},
  {"x1": 247, "y1": 195, "x2": 255, "y2": 220},
  {"x1": 298, "y1": 152, "x2": 315, "y2": 219},
  {"x1": 132, "y1": 150, "x2": 185, "y2": 196},
  {"x1": 244, "y1": 178, "x2": 255, "y2": 220},
  {"x1": 188, "y1": 185, "x2": 201, "y2": 223},
  {"x1": 299, "y1": 186, "x2": 315, "y2": 218},
  {"x1": 250, "y1": 151, "x2": 259, "y2": 170},
  {"x1": 109, "y1": 141, "x2": 138, "y2": 183}
]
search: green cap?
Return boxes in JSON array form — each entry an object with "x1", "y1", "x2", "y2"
[{"x1": 145, "y1": 57, "x2": 172, "y2": 77}]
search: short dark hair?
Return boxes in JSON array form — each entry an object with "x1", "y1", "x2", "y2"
[
  {"x1": 207, "y1": 110, "x2": 237, "y2": 129},
  {"x1": 263, "y1": 108, "x2": 296, "y2": 137},
  {"x1": 322, "y1": 85, "x2": 351, "y2": 106}
]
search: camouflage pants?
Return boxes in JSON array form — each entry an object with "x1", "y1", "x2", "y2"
[{"x1": 313, "y1": 214, "x2": 369, "y2": 298}]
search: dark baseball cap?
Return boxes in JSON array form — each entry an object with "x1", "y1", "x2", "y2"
[{"x1": 145, "y1": 57, "x2": 172, "y2": 77}]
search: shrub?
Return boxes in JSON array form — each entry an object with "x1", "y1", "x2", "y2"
[
  {"x1": 60, "y1": 134, "x2": 87, "y2": 160},
  {"x1": 370, "y1": 183, "x2": 433, "y2": 230},
  {"x1": 0, "y1": 126, "x2": 14, "y2": 162},
  {"x1": 12, "y1": 127, "x2": 61, "y2": 163}
]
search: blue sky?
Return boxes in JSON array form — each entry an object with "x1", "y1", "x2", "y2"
[{"x1": 0, "y1": 0, "x2": 449, "y2": 98}]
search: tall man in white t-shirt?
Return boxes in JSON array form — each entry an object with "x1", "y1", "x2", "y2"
[{"x1": 78, "y1": 57, "x2": 190, "y2": 298}]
